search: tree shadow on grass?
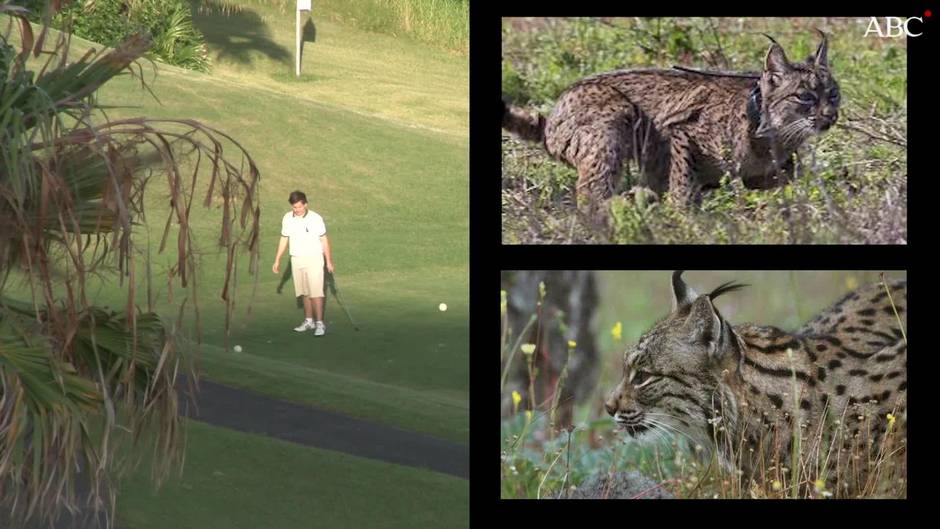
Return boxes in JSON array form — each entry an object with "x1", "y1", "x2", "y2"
[{"x1": 191, "y1": 0, "x2": 291, "y2": 66}]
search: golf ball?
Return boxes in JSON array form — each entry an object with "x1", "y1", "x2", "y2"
[
  {"x1": 233, "y1": 345, "x2": 242, "y2": 353},
  {"x1": 439, "y1": 303, "x2": 447, "y2": 312}
]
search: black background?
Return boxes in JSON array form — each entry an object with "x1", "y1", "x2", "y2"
[{"x1": 478, "y1": 2, "x2": 928, "y2": 520}]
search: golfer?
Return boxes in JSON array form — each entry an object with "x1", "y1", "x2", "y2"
[{"x1": 272, "y1": 190, "x2": 335, "y2": 336}]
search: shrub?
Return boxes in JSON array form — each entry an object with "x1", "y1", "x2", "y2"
[{"x1": 21, "y1": 0, "x2": 210, "y2": 72}]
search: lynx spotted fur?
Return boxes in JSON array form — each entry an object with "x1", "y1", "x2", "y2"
[{"x1": 604, "y1": 272, "x2": 906, "y2": 495}]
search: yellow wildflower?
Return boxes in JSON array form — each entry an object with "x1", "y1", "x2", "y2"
[
  {"x1": 887, "y1": 413, "x2": 897, "y2": 430},
  {"x1": 525, "y1": 410, "x2": 533, "y2": 424},
  {"x1": 771, "y1": 480, "x2": 782, "y2": 491},
  {"x1": 521, "y1": 343, "x2": 536, "y2": 356},
  {"x1": 845, "y1": 276, "x2": 858, "y2": 290},
  {"x1": 814, "y1": 479, "x2": 832, "y2": 497},
  {"x1": 567, "y1": 340, "x2": 577, "y2": 349},
  {"x1": 611, "y1": 321, "x2": 622, "y2": 341},
  {"x1": 512, "y1": 391, "x2": 522, "y2": 413}
]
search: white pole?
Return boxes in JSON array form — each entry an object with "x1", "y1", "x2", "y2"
[{"x1": 295, "y1": 6, "x2": 301, "y2": 77}]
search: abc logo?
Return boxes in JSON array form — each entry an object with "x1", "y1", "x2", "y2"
[{"x1": 865, "y1": 16, "x2": 924, "y2": 38}]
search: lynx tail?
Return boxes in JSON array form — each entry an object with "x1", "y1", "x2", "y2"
[{"x1": 502, "y1": 100, "x2": 545, "y2": 143}]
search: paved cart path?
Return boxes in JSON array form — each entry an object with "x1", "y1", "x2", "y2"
[
  {"x1": 184, "y1": 379, "x2": 469, "y2": 479},
  {"x1": 27, "y1": 379, "x2": 468, "y2": 529}
]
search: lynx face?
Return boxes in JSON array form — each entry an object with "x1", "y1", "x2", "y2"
[
  {"x1": 604, "y1": 276, "x2": 744, "y2": 447},
  {"x1": 757, "y1": 35, "x2": 841, "y2": 148},
  {"x1": 605, "y1": 318, "x2": 719, "y2": 445}
]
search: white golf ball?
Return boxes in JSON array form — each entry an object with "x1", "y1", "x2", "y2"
[
  {"x1": 233, "y1": 345, "x2": 242, "y2": 353},
  {"x1": 439, "y1": 303, "x2": 447, "y2": 312}
]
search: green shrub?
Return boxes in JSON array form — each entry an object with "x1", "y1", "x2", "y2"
[{"x1": 20, "y1": 0, "x2": 210, "y2": 72}]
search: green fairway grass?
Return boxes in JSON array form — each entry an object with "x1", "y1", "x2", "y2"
[
  {"x1": 190, "y1": 0, "x2": 468, "y2": 136},
  {"x1": 3, "y1": 0, "x2": 468, "y2": 441},
  {"x1": 88, "y1": 58, "x2": 470, "y2": 441},
  {"x1": 188, "y1": 279, "x2": 469, "y2": 443},
  {"x1": 2, "y1": 1, "x2": 469, "y2": 529},
  {"x1": 3, "y1": 3, "x2": 468, "y2": 524},
  {"x1": 116, "y1": 420, "x2": 468, "y2": 529}
]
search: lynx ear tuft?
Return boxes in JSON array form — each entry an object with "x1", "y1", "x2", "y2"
[
  {"x1": 672, "y1": 271, "x2": 698, "y2": 311},
  {"x1": 813, "y1": 29, "x2": 829, "y2": 69},
  {"x1": 708, "y1": 280, "x2": 748, "y2": 301},
  {"x1": 762, "y1": 34, "x2": 791, "y2": 78}
]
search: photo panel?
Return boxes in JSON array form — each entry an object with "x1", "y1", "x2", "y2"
[
  {"x1": 499, "y1": 270, "x2": 907, "y2": 499},
  {"x1": 500, "y1": 17, "x2": 910, "y2": 244}
]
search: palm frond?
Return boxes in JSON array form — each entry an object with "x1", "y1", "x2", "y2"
[{"x1": 1, "y1": 5, "x2": 260, "y2": 525}]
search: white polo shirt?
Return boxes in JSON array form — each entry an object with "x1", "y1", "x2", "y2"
[{"x1": 281, "y1": 210, "x2": 327, "y2": 257}]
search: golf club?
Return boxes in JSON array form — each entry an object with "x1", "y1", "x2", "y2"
[{"x1": 326, "y1": 271, "x2": 360, "y2": 331}]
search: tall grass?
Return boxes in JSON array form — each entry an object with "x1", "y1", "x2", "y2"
[
  {"x1": 319, "y1": 0, "x2": 468, "y2": 54},
  {"x1": 209, "y1": 0, "x2": 468, "y2": 53},
  {"x1": 501, "y1": 351, "x2": 907, "y2": 500}
]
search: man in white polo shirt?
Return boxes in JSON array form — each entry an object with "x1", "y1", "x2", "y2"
[{"x1": 272, "y1": 190, "x2": 335, "y2": 336}]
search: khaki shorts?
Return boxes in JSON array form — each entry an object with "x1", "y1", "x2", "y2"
[{"x1": 291, "y1": 255, "x2": 324, "y2": 298}]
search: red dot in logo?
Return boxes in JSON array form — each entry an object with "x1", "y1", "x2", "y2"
[{"x1": 926, "y1": 9, "x2": 933, "y2": 17}]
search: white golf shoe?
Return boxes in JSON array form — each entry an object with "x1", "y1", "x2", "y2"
[
  {"x1": 314, "y1": 321, "x2": 326, "y2": 336},
  {"x1": 294, "y1": 320, "x2": 315, "y2": 332}
]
